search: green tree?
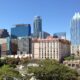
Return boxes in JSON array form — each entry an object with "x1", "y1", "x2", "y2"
[
  {"x1": 64, "y1": 55, "x2": 74, "y2": 60},
  {"x1": 28, "y1": 59, "x2": 78, "y2": 80},
  {"x1": 0, "y1": 65, "x2": 21, "y2": 80},
  {"x1": 20, "y1": 57, "x2": 30, "y2": 65}
]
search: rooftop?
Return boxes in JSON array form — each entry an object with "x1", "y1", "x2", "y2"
[{"x1": 72, "y1": 12, "x2": 80, "y2": 20}]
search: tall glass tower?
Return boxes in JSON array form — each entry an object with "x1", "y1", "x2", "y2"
[
  {"x1": 71, "y1": 12, "x2": 80, "y2": 45},
  {"x1": 71, "y1": 13, "x2": 80, "y2": 55},
  {"x1": 33, "y1": 16, "x2": 42, "y2": 38}
]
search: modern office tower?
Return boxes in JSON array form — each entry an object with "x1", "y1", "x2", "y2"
[
  {"x1": 17, "y1": 37, "x2": 32, "y2": 54},
  {"x1": 32, "y1": 36, "x2": 70, "y2": 61},
  {"x1": 53, "y1": 32, "x2": 66, "y2": 39},
  {"x1": 11, "y1": 24, "x2": 31, "y2": 38},
  {"x1": 0, "y1": 29, "x2": 9, "y2": 38},
  {"x1": 39, "y1": 31, "x2": 50, "y2": 39},
  {"x1": 71, "y1": 12, "x2": 80, "y2": 56},
  {"x1": 33, "y1": 16, "x2": 42, "y2": 38}
]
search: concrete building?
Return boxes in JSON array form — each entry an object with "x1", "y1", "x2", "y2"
[
  {"x1": 0, "y1": 38, "x2": 10, "y2": 56},
  {"x1": 17, "y1": 37, "x2": 32, "y2": 55},
  {"x1": 71, "y1": 13, "x2": 80, "y2": 56},
  {"x1": 0, "y1": 29, "x2": 9, "y2": 38},
  {"x1": 0, "y1": 38, "x2": 7, "y2": 44},
  {"x1": 32, "y1": 36, "x2": 70, "y2": 61},
  {"x1": 63, "y1": 60, "x2": 80, "y2": 69}
]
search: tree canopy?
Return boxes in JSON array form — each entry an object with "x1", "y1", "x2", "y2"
[
  {"x1": 28, "y1": 59, "x2": 78, "y2": 80},
  {"x1": 0, "y1": 65, "x2": 21, "y2": 80}
]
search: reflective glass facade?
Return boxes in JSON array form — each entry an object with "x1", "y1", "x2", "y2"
[
  {"x1": 71, "y1": 13, "x2": 80, "y2": 45},
  {"x1": 33, "y1": 16, "x2": 42, "y2": 38},
  {"x1": 39, "y1": 31, "x2": 50, "y2": 39},
  {"x1": 11, "y1": 24, "x2": 31, "y2": 38},
  {"x1": 53, "y1": 32, "x2": 66, "y2": 39}
]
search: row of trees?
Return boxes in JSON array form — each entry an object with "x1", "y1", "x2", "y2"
[
  {"x1": 0, "y1": 57, "x2": 30, "y2": 67},
  {"x1": 28, "y1": 59, "x2": 78, "y2": 80},
  {"x1": 0, "y1": 58, "x2": 79, "y2": 80},
  {"x1": 0, "y1": 57, "x2": 30, "y2": 80},
  {"x1": 0, "y1": 65, "x2": 21, "y2": 80}
]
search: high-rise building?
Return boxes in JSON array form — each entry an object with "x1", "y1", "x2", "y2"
[
  {"x1": 33, "y1": 16, "x2": 42, "y2": 38},
  {"x1": 0, "y1": 29, "x2": 9, "y2": 38},
  {"x1": 11, "y1": 24, "x2": 31, "y2": 38},
  {"x1": 71, "y1": 13, "x2": 80, "y2": 45},
  {"x1": 71, "y1": 13, "x2": 80, "y2": 56}
]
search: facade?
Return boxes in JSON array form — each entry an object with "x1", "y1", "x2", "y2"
[
  {"x1": 1, "y1": 43, "x2": 8, "y2": 56},
  {"x1": 0, "y1": 29, "x2": 9, "y2": 38},
  {"x1": 32, "y1": 36, "x2": 70, "y2": 61},
  {"x1": 39, "y1": 31, "x2": 50, "y2": 39},
  {"x1": 63, "y1": 60, "x2": 80, "y2": 69},
  {"x1": 71, "y1": 45, "x2": 80, "y2": 57},
  {"x1": 17, "y1": 37, "x2": 32, "y2": 55},
  {"x1": 11, "y1": 24, "x2": 31, "y2": 38},
  {"x1": 10, "y1": 39, "x2": 18, "y2": 55},
  {"x1": 33, "y1": 16, "x2": 42, "y2": 38},
  {"x1": 0, "y1": 38, "x2": 10, "y2": 56},
  {"x1": 53, "y1": 32, "x2": 66, "y2": 39},
  {"x1": 71, "y1": 13, "x2": 80, "y2": 56},
  {"x1": 0, "y1": 38, "x2": 7, "y2": 44}
]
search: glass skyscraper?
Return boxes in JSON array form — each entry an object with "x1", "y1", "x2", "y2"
[
  {"x1": 71, "y1": 13, "x2": 80, "y2": 56},
  {"x1": 11, "y1": 24, "x2": 31, "y2": 38},
  {"x1": 33, "y1": 16, "x2": 42, "y2": 38},
  {"x1": 71, "y1": 13, "x2": 80, "y2": 45}
]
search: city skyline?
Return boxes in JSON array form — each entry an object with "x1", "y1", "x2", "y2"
[{"x1": 0, "y1": 0, "x2": 80, "y2": 40}]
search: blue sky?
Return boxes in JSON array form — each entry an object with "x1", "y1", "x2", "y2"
[{"x1": 0, "y1": 0, "x2": 80, "y2": 39}]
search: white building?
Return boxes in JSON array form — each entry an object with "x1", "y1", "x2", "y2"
[{"x1": 32, "y1": 36, "x2": 70, "y2": 61}]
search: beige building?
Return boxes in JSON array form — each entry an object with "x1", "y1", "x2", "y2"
[
  {"x1": 32, "y1": 36, "x2": 70, "y2": 61},
  {"x1": 63, "y1": 60, "x2": 80, "y2": 69}
]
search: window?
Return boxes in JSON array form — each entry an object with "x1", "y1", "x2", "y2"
[
  {"x1": 72, "y1": 64, "x2": 75, "y2": 67},
  {"x1": 76, "y1": 64, "x2": 79, "y2": 68},
  {"x1": 68, "y1": 64, "x2": 71, "y2": 66}
]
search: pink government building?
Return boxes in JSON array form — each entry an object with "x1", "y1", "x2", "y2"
[{"x1": 32, "y1": 36, "x2": 70, "y2": 61}]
